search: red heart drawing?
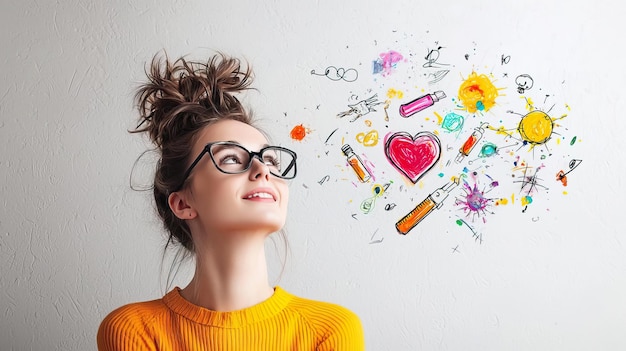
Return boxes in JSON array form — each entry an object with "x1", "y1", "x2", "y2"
[{"x1": 384, "y1": 131, "x2": 441, "y2": 183}]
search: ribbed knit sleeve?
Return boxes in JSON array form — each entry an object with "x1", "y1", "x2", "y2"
[
  {"x1": 97, "y1": 300, "x2": 161, "y2": 351},
  {"x1": 288, "y1": 296, "x2": 365, "y2": 351}
]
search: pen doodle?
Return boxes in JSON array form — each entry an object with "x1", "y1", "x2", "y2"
[
  {"x1": 369, "y1": 229, "x2": 384, "y2": 244},
  {"x1": 337, "y1": 94, "x2": 384, "y2": 122},
  {"x1": 360, "y1": 183, "x2": 388, "y2": 214},
  {"x1": 311, "y1": 66, "x2": 359, "y2": 82},
  {"x1": 456, "y1": 218, "x2": 483, "y2": 243},
  {"x1": 513, "y1": 164, "x2": 548, "y2": 197},
  {"x1": 383, "y1": 100, "x2": 391, "y2": 121},
  {"x1": 325, "y1": 128, "x2": 339, "y2": 145},
  {"x1": 318, "y1": 175, "x2": 330, "y2": 185},
  {"x1": 423, "y1": 46, "x2": 450, "y2": 84},
  {"x1": 515, "y1": 74, "x2": 534, "y2": 94},
  {"x1": 396, "y1": 178, "x2": 460, "y2": 235},
  {"x1": 556, "y1": 159, "x2": 582, "y2": 186},
  {"x1": 384, "y1": 203, "x2": 396, "y2": 211}
]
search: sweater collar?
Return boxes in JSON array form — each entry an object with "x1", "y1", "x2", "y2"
[{"x1": 163, "y1": 286, "x2": 293, "y2": 328}]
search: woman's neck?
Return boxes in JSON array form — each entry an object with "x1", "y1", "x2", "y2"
[{"x1": 180, "y1": 236, "x2": 274, "y2": 312}]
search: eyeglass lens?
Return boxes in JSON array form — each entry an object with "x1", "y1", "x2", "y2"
[{"x1": 210, "y1": 143, "x2": 295, "y2": 178}]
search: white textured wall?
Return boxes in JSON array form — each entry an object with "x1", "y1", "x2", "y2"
[{"x1": 1, "y1": 1, "x2": 624, "y2": 350}]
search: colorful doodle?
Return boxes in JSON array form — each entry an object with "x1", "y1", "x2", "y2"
[
  {"x1": 372, "y1": 50, "x2": 404, "y2": 76},
  {"x1": 396, "y1": 177, "x2": 460, "y2": 235},
  {"x1": 458, "y1": 71, "x2": 500, "y2": 113},
  {"x1": 337, "y1": 94, "x2": 384, "y2": 122},
  {"x1": 455, "y1": 123, "x2": 489, "y2": 163},
  {"x1": 300, "y1": 37, "x2": 581, "y2": 247},
  {"x1": 384, "y1": 131, "x2": 441, "y2": 184},
  {"x1": 342, "y1": 144, "x2": 371, "y2": 182},
  {"x1": 399, "y1": 91, "x2": 446, "y2": 118},
  {"x1": 455, "y1": 177, "x2": 497, "y2": 222},
  {"x1": 356, "y1": 130, "x2": 379, "y2": 147},
  {"x1": 556, "y1": 159, "x2": 583, "y2": 186}
]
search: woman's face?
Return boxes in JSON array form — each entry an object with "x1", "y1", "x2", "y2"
[{"x1": 182, "y1": 119, "x2": 289, "y2": 239}]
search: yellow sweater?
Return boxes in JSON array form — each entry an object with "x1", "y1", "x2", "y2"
[{"x1": 97, "y1": 287, "x2": 365, "y2": 350}]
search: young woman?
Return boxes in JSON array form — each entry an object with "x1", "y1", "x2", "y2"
[{"x1": 97, "y1": 53, "x2": 365, "y2": 350}]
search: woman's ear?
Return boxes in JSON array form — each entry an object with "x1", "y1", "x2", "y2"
[{"x1": 168, "y1": 191, "x2": 198, "y2": 220}]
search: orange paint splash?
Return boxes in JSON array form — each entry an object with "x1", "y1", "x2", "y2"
[
  {"x1": 290, "y1": 124, "x2": 307, "y2": 141},
  {"x1": 556, "y1": 170, "x2": 568, "y2": 186},
  {"x1": 458, "y1": 71, "x2": 499, "y2": 113}
]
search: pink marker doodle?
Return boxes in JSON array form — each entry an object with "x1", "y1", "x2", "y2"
[{"x1": 399, "y1": 91, "x2": 446, "y2": 117}]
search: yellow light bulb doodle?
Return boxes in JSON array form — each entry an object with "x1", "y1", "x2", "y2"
[
  {"x1": 360, "y1": 183, "x2": 387, "y2": 214},
  {"x1": 356, "y1": 130, "x2": 379, "y2": 147}
]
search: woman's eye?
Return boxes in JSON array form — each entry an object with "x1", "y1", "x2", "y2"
[
  {"x1": 264, "y1": 157, "x2": 280, "y2": 167},
  {"x1": 220, "y1": 154, "x2": 242, "y2": 164}
]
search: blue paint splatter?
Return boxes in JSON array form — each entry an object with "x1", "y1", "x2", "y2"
[{"x1": 476, "y1": 101, "x2": 485, "y2": 111}]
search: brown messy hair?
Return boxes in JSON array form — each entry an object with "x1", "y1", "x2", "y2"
[{"x1": 131, "y1": 52, "x2": 255, "y2": 253}]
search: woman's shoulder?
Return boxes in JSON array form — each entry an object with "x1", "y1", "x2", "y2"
[
  {"x1": 97, "y1": 295, "x2": 168, "y2": 350},
  {"x1": 281, "y1": 289, "x2": 365, "y2": 349},
  {"x1": 282, "y1": 288, "x2": 363, "y2": 331}
]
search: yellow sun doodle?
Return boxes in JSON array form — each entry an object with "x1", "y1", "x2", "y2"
[
  {"x1": 518, "y1": 110, "x2": 553, "y2": 145},
  {"x1": 458, "y1": 71, "x2": 500, "y2": 113}
]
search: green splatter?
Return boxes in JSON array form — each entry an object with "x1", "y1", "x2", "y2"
[
  {"x1": 570, "y1": 136, "x2": 577, "y2": 145},
  {"x1": 456, "y1": 219, "x2": 463, "y2": 226}
]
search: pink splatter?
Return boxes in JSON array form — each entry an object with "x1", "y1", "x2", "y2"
[{"x1": 373, "y1": 50, "x2": 404, "y2": 76}]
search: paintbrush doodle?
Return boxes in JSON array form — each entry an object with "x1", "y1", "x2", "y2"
[{"x1": 337, "y1": 94, "x2": 384, "y2": 122}]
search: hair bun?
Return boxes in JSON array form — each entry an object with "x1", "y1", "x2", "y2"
[{"x1": 132, "y1": 52, "x2": 253, "y2": 148}]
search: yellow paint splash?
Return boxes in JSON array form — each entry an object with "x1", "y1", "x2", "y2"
[
  {"x1": 496, "y1": 198, "x2": 509, "y2": 206},
  {"x1": 434, "y1": 111, "x2": 443, "y2": 125},
  {"x1": 387, "y1": 88, "x2": 404, "y2": 99},
  {"x1": 458, "y1": 71, "x2": 499, "y2": 113},
  {"x1": 522, "y1": 96, "x2": 535, "y2": 111},
  {"x1": 356, "y1": 130, "x2": 379, "y2": 147}
]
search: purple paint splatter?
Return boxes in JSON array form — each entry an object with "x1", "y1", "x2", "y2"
[{"x1": 372, "y1": 50, "x2": 404, "y2": 76}]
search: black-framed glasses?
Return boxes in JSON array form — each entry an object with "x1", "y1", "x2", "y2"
[{"x1": 173, "y1": 141, "x2": 297, "y2": 191}]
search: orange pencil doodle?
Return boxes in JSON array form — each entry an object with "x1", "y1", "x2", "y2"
[
  {"x1": 396, "y1": 177, "x2": 460, "y2": 235},
  {"x1": 455, "y1": 123, "x2": 488, "y2": 163},
  {"x1": 342, "y1": 144, "x2": 371, "y2": 182}
]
